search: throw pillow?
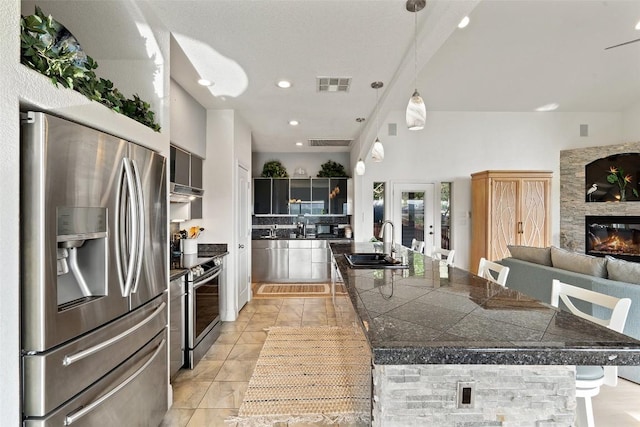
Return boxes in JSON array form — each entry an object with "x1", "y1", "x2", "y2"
[
  {"x1": 550, "y1": 246, "x2": 608, "y2": 278},
  {"x1": 507, "y1": 245, "x2": 552, "y2": 266},
  {"x1": 605, "y1": 255, "x2": 640, "y2": 285}
]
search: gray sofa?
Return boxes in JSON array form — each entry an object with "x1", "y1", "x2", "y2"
[{"x1": 499, "y1": 246, "x2": 640, "y2": 384}]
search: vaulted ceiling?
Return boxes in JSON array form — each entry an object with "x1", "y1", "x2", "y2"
[{"x1": 22, "y1": 1, "x2": 640, "y2": 153}]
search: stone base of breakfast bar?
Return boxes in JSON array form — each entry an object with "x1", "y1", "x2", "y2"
[{"x1": 372, "y1": 364, "x2": 575, "y2": 426}]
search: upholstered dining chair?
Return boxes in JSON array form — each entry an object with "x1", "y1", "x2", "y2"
[
  {"x1": 550, "y1": 279, "x2": 631, "y2": 427},
  {"x1": 477, "y1": 257, "x2": 510, "y2": 286},
  {"x1": 432, "y1": 246, "x2": 455, "y2": 266},
  {"x1": 410, "y1": 238, "x2": 425, "y2": 254}
]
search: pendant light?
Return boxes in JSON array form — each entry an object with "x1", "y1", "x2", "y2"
[
  {"x1": 355, "y1": 117, "x2": 366, "y2": 175},
  {"x1": 405, "y1": 0, "x2": 426, "y2": 131},
  {"x1": 371, "y1": 81, "x2": 384, "y2": 162}
]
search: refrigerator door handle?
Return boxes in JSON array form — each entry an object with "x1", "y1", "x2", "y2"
[
  {"x1": 122, "y1": 158, "x2": 140, "y2": 298},
  {"x1": 62, "y1": 301, "x2": 166, "y2": 367},
  {"x1": 130, "y1": 159, "x2": 145, "y2": 294},
  {"x1": 114, "y1": 159, "x2": 127, "y2": 296},
  {"x1": 63, "y1": 338, "x2": 166, "y2": 425}
]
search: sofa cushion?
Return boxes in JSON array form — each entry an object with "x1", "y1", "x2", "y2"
[
  {"x1": 605, "y1": 255, "x2": 640, "y2": 285},
  {"x1": 507, "y1": 245, "x2": 552, "y2": 266},
  {"x1": 550, "y1": 246, "x2": 607, "y2": 278}
]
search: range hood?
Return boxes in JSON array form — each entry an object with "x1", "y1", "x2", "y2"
[{"x1": 170, "y1": 182, "x2": 204, "y2": 203}]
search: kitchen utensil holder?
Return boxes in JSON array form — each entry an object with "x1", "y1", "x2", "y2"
[{"x1": 181, "y1": 239, "x2": 197, "y2": 255}]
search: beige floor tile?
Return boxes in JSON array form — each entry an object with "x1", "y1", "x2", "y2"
[
  {"x1": 243, "y1": 320, "x2": 274, "y2": 332},
  {"x1": 219, "y1": 321, "x2": 248, "y2": 333},
  {"x1": 214, "y1": 360, "x2": 257, "y2": 382},
  {"x1": 199, "y1": 381, "x2": 248, "y2": 409},
  {"x1": 251, "y1": 298, "x2": 284, "y2": 307},
  {"x1": 203, "y1": 344, "x2": 234, "y2": 361},
  {"x1": 215, "y1": 331, "x2": 242, "y2": 345},
  {"x1": 279, "y1": 305, "x2": 304, "y2": 316},
  {"x1": 593, "y1": 378, "x2": 640, "y2": 425},
  {"x1": 186, "y1": 408, "x2": 238, "y2": 427},
  {"x1": 302, "y1": 312, "x2": 328, "y2": 322},
  {"x1": 174, "y1": 360, "x2": 225, "y2": 383},
  {"x1": 277, "y1": 310, "x2": 303, "y2": 321},
  {"x1": 301, "y1": 319, "x2": 328, "y2": 327},
  {"x1": 275, "y1": 319, "x2": 302, "y2": 327},
  {"x1": 170, "y1": 381, "x2": 211, "y2": 409},
  {"x1": 281, "y1": 298, "x2": 307, "y2": 305},
  {"x1": 302, "y1": 305, "x2": 327, "y2": 314},
  {"x1": 160, "y1": 408, "x2": 195, "y2": 426},
  {"x1": 226, "y1": 344, "x2": 263, "y2": 361},
  {"x1": 250, "y1": 313, "x2": 279, "y2": 324},
  {"x1": 236, "y1": 330, "x2": 268, "y2": 344}
]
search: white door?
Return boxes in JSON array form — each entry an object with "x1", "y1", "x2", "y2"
[
  {"x1": 392, "y1": 183, "x2": 436, "y2": 253},
  {"x1": 236, "y1": 164, "x2": 250, "y2": 310}
]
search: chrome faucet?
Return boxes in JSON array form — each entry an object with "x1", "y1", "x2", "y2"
[{"x1": 378, "y1": 220, "x2": 395, "y2": 257}]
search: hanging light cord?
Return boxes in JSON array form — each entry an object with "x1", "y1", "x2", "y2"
[
  {"x1": 413, "y1": 2, "x2": 418, "y2": 91},
  {"x1": 375, "y1": 85, "x2": 380, "y2": 140}
]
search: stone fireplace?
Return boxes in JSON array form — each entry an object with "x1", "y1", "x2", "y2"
[
  {"x1": 586, "y1": 215, "x2": 640, "y2": 262},
  {"x1": 560, "y1": 141, "x2": 640, "y2": 252}
]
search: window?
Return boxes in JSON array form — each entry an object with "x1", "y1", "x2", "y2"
[{"x1": 373, "y1": 182, "x2": 384, "y2": 239}]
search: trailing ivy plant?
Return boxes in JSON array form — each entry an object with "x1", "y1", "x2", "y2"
[
  {"x1": 317, "y1": 160, "x2": 348, "y2": 177},
  {"x1": 261, "y1": 160, "x2": 289, "y2": 178},
  {"x1": 20, "y1": 6, "x2": 161, "y2": 132}
]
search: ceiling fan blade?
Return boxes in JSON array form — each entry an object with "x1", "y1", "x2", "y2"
[{"x1": 605, "y1": 37, "x2": 640, "y2": 50}]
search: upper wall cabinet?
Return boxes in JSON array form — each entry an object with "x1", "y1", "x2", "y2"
[
  {"x1": 253, "y1": 178, "x2": 350, "y2": 215},
  {"x1": 170, "y1": 144, "x2": 204, "y2": 220}
]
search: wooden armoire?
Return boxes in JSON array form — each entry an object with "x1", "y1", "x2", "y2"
[{"x1": 470, "y1": 170, "x2": 552, "y2": 271}]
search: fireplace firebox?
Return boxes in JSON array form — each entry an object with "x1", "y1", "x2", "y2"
[{"x1": 586, "y1": 216, "x2": 640, "y2": 262}]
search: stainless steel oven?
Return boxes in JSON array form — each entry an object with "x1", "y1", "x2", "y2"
[{"x1": 186, "y1": 258, "x2": 223, "y2": 369}]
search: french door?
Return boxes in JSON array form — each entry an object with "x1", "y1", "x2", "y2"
[
  {"x1": 236, "y1": 164, "x2": 250, "y2": 311},
  {"x1": 392, "y1": 183, "x2": 436, "y2": 253}
]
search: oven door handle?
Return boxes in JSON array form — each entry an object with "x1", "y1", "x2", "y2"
[
  {"x1": 64, "y1": 338, "x2": 166, "y2": 425},
  {"x1": 62, "y1": 302, "x2": 166, "y2": 366},
  {"x1": 192, "y1": 269, "x2": 222, "y2": 290}
]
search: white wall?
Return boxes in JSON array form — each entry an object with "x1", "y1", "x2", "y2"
[
  {"x1": 622, "y1": 100, "x2": 640, "y2": 142},
  {"x1": 353, "y1": 110, "x2": 623, "y2": 270},
  {"x1": 252, "y1": 152, "x2": 351, "y2": 178},
  {"x1": 193, "y1": 109, "x2": 251, "y2": 321},
  {"x1": 170, "y1": 78, "x2": 207, "y2": 157}
]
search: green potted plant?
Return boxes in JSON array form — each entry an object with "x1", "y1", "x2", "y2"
[
  {"x1": 20, "y1": 6, "x2": 161, "y2": 131},
  {"x1": 317, "y1": 160, "x2": 348, "y2": 177},
  {"x1": 261, "y1": 160, "x2": 289, "y2": 177}
]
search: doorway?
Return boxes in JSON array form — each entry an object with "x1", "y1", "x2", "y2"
[
  {"x1": 392, "y1": 183, "x2": 436, "y2": 253},
  {"x1": 236, "y1": 164, "x2": 250, "y2": 311}
]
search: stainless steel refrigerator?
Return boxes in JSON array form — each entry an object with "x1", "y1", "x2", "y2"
[{"x1": 20, "y1": 111, "x2": 168, "y2": 426}]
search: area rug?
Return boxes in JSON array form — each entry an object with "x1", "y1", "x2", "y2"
[
  {"x1": 253, "y1": 283, "x2": 348, "y2": 299},
  {"x1": 227, "y1": 326, "x2": 372, "y2": 426}
]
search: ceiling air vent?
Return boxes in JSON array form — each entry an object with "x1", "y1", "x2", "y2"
[
  {"x1": 317, "y1": 77, "x2": 351, "y2": 92},
  {"x1": 308, "y1": 138, "x2": 352, "y2": 147}
]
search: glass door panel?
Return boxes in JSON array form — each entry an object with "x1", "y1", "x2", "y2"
[
  {"x1": 392, "y1": 183, "x2": 435, "y2": 252},
  {"x1": 311, "y1": 178, "x2": 329, "y2": 215}
]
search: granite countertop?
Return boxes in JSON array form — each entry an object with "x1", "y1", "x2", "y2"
[{"x1": 330, "y1": 242, "x2": 640, "y2": 366}]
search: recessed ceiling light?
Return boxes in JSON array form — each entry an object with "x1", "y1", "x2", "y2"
[
  {"x1": 277, "y1": 80, "x2": 292, "y2": 88},
  {"x1": 289, "y1": 120, "x2": 299, "y2": 126},
  {"x1": 635, "y1": 20, "x2": 640, "y2": 30},
  {"x1": 197, "y1": 78, "x2": 213, "y2": 86},
  {"x1": 535, "y1": 103, "x2": 560, "y2": 112},
  {"x1": 458, "y1": 16, "x2": 470, "y2": 28},
  {"x1": 295, "y1": 141, "x2": 303, "y2": 146}
]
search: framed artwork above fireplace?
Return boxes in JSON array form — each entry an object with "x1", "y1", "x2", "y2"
[{"x1": 585, "y1": 152, "x2": 640, "y2": 202}]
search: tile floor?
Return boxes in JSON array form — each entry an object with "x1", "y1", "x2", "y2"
[
  {"x1": 161, "y1": 294, "x2": 640, "y2": 427},
  {"x1": 160, "y1": 295, "x2": 359, "y2": 427}
]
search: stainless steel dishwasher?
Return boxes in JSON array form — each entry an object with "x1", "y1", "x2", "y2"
[{"x1": 169, "y1": 271, "x2": 188, "y2": 380}]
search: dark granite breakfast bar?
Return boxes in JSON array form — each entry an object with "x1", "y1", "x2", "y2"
[
  {"x1": 331, "y1": 242, "x2": 640, "y2": 366},
  {"x1": 331, "y1": 242, "x2": 640, "y2": 425}
]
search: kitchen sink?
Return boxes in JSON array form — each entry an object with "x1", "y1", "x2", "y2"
[{"x1": 344, "y1": 253, "x2": 408, "y2": 269}]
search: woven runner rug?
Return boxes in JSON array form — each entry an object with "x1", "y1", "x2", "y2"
[
  {"x1": 253, "y1": 283, "x2": 348, "y2": 299},
  {"x1": 228, "y1": 326, "x2": 371, "y2": 426}
]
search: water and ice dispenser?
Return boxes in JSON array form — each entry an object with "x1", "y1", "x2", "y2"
[{"x1": 56, "y1": 207, "x2": 108, "y2": 308}]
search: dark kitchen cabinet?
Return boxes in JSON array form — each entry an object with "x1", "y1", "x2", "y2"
[
  {"x1": 170, "y1": 146, "x2": 190, "y2": 185},
  {"x1": 289, "y1": 179, "x2": 311, "y2": 215},
  {"x1": 311, "y1": 178, "x2": 329, "y2": 215},
  {"x1": 329, "y1": 178, "x2": 348, "y2": 214},
  {"x1": 272, "y1": 179, "x2": 289, "y2": 214},
  {"x1": 190, "y1": 155, "x2": 203, "y2": 189},
  {"x1": 253, "y1": 178, "x2": 271, "y2": 214}
]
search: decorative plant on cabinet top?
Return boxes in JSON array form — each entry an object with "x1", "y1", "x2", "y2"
[
  {"x1": 261, "y1": 160, "x2": 289, "y2": 178},
  {"x1": 20, "y1": 6, "x2": 161, "y2": 132},
  {"x1": 317, "y1": 160, "x2": 348, "y2": 177}
]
